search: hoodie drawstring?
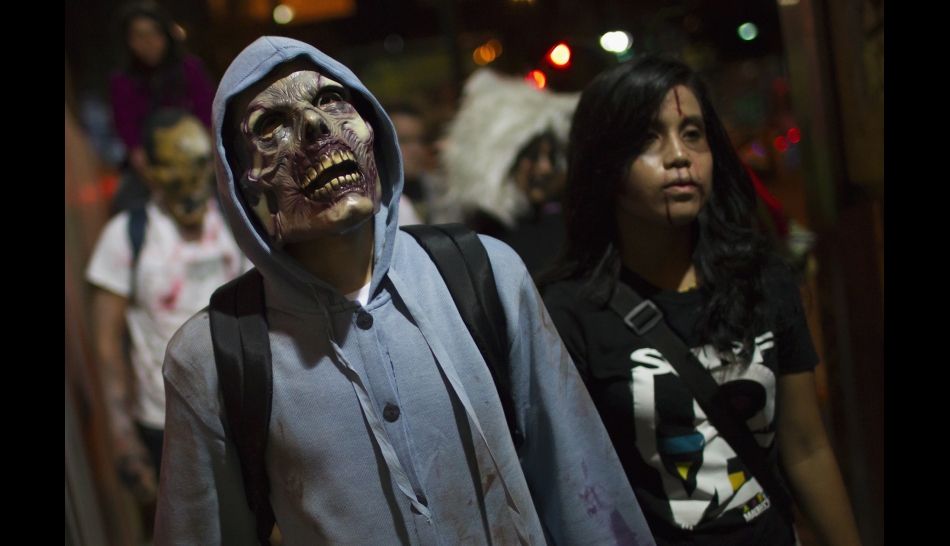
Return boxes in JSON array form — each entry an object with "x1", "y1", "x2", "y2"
[
  {"x1": 388, "y1": 271, "x2": 531, "y2": 546},
  {"x1": 309, "y1": 285, "x2": 432, "y2": 521}
]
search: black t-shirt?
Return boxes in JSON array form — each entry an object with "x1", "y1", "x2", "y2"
[{"x1": 543, "y1": 268, "x2": 818, "y2": 546}]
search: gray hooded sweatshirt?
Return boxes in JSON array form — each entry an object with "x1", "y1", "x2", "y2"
[{"x1": 154, "y1": 37, "x2": 654, "y2": 546}]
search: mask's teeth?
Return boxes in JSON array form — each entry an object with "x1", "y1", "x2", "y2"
[
  {"x1": 320, "y1": 155, "x2": 333, "y2": 170},
  {"x1": 331, "y1": 150, "x2": 344, "y2": 164},
  {"x1": 331, "y1": 177, "x2": 342, "y2": 191},
  {"x1": 307, "y1": 167, "x2": 317, "y2": 182}
]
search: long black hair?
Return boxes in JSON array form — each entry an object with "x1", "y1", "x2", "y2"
[{"x1": 546, "y1": 55, "x2": 777, "y2": 354}]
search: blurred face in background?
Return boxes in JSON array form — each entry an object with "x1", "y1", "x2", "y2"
[
  {"x1": 513, "y1": 134, "x2": 564, "y2": 205},
  {"x1": 128, "y1": 16, "x2": 168, "y2": 67},
  {"x1": 390, "y1": 113, "x2": 426, "y2": 180},
  {"x1": 146, "y1": 116, "x2": 213, "y2": 228}
]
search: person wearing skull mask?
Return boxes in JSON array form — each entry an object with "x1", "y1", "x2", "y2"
[
  {"x1": 86, "y1": 108, "x2": 246, "y2": 505},
  {"x1": 154, "y1": 37, "x2": 654, "y2": 546}
]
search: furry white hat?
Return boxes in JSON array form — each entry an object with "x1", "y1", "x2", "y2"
[{"x1": 441, "y1": 69, "x2": 579, "y2": 228}]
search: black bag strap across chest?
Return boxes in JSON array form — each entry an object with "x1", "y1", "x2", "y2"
[
  {"x1": 208, "y1": 224, "x2": 516, "y2": 545},
  {"x1": 209, "y1": 268, "x2": 275, "y2": 545},
  {"x1": 607, "y1": 281, "x2": 794, "y2": 526}
]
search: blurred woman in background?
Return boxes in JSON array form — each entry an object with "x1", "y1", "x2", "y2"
[
  {"x1": 109, "y1": 0, "x2": 215, "y2": 213},
  {"x1": 541, "y1": 56, "x2": 860, "y2": 545}
]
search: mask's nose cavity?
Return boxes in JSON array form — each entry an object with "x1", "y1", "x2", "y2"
[{"x1": 304, "y1": 109, "x2": 331, "y2": 143}]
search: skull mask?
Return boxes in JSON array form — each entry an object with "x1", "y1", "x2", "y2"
[
  {"x1": 145, "y1": 115, "x2": 213, "y2": 228},
  {"x1": 238, "y1": 67, "x2": 381, "y2": 245}
]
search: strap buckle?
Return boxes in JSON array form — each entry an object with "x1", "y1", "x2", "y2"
[{"x1": 623, "y1": 300, "x2": 663, "y2": 335}]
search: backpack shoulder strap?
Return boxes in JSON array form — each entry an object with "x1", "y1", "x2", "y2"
[
  {"x1": 126, "y1": 205, "x2": 148, "y2": 299},
  {"x1": 400, "y1": 224, "x2": 523, "y2": 448},
  {"x1": 209, "y1": 268, "x2": 276, "y2": 546}
]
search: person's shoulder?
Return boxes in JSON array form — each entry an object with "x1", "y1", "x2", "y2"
[
  {"x1": 478, "y1": 234, "x2": 534, "y2": 292},
  {"x1": 759, "y1": 254, "x2": 807, "y2": 327},
  {"x1": 181, "y1": 54, "x2": 205, "y2": 68},
  {"x1": 761, "y1": 255, "x2": 801, "y2": 300},
  {"x1": 167, "y1": 309, "x2": 213, "y2": 356},
  {"x1": 164, "y1": 309, "x2": 216, "y2": 381},
  {"x1": 94, "y1": 210, "x2": 136, "y2": 250},
  {"x1": 109, "y1": 68, "x2": 136, "y2": 91},
  {"x1": 479, "y1": 233, "x2": 524, "y2": 267},
  {"x1": 541, "y1": 278, "x2": 587, "y2": 307},
  {"x1": 86, "y1": 211, "x2": 137, "y2": 292},
  {"x1": 180, "y1": 54, "x2": 211, "y2": 76}
]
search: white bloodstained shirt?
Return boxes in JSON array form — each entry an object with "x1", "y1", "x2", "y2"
[{"x1": 86, "y1": 200, "x2": 246, "y2": 428}]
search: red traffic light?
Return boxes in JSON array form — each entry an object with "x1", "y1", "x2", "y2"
[
  {"x1": 547, "y1": 43, "x2": 571, "y2": 67},
  {"x1": 526, "y1": 70, "x2": 547, "y2": 89}
]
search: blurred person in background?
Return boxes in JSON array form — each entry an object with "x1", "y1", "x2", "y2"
[
  {"x1": 442, "y1": 69, "x2": 578, "y2": 275},
  {"x1": 87, "y1": 109, "x2": 246, "y2": 530},
  {"x1": 385, "y1": 102, "x2": 442, "y2": 225},
  {"x1": 541, "y1": 56, "x2": 861, "y2": 546},
  {"x1": 109, "y1": 0, "x2": 216, "y2": 214}
]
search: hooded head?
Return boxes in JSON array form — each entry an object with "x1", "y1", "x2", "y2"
[
  {"x1": 442, "y1": 69, "x2": 578, "y2": 228},
  {"x1": 213, "y1": 37, "x2": 403, "y2": 294}
]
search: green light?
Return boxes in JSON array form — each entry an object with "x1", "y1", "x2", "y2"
[{"x1": 738, "y1": 22, "x2": 758, "y2": 41}]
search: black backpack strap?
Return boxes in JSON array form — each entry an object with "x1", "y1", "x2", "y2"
[
  {"x1": 607, "y1": 281, "x2": 795, "y2": 526},
  {"x1": 400, "y1": 224, "x2": 523, "y2": 449},
  {"x1": 126, "y1": 205, "x2": 148, "y2": 299},
  {"x1": 209, "y1": 268, "x2": 276, "y2": 546}
]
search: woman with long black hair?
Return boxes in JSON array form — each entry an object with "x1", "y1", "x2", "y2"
[
  {"x1": 541, "y1": 56, "x2": 861, "y2": 545},
  {"x1": 109, "y1": 0, "x2": 216, "y2": 213}
]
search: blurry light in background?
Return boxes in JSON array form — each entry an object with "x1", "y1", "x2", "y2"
[
  {"x1": 548, "y1": 43, "x2": 571, "y2": 67},
  {"x1": 751, "y1": 142, "x2": 766, "y2": 156},
  {"x1": 774, "y1": 136, "x2": 789, "y2": 151},
  {"x1": 778, "y1": 0, "x2": 800, "y2": 5},
  {"x1": 473, "y1": 39, "x2": 503, "y2": 65},
  {"x1": 173, "y1": 24, "x2": 187, "y2": 40},
  {"x1": 273, "y1": 4, "x2": 295, "y2": 24},
  {"x1": 526, "y1": 70, "x2": 546, "y2": 90},
  {"x1": 787, "y1": 127, "x2": 801, "y2": 143},
  {"x1": 600, "y1": 31, "x2": 632, "y2": 53},
  {"x1": 737, "y1": 22, "x2": 758, "y2": 41}
]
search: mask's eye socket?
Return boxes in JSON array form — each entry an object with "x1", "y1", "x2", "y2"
[
  {"x1": 256, "y1": 113, "x2": 285, "y2": 139},
  {"x1": 315, "y1": 87, "x2": 349, "y2": 108}
]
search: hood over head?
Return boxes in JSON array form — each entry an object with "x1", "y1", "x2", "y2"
[
  {"x1": 212, "y1": 36, "x2": 403, "y2": 299},
  {"x1": 442, "y1": 68, "x2": 578, "y2": 228}
]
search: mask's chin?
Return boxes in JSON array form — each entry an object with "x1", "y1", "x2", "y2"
[
  {"x1": 167, "y1": 194, "x2": 209, "y2": 228},
  {"x1": 278, "y1": 193, "x2": 378, "y2": 244}
]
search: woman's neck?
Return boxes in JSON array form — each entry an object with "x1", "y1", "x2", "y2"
[{"x1": 616, "y1": 214, "x2": 697, "y2": 292}]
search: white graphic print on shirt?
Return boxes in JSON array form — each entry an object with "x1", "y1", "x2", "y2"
[{"x1": 630, "y1": 331, "x2": 776, "y2": 529}]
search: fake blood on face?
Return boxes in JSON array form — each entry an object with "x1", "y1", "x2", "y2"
[{"x1": 616, "y1": 85, "x2": 712, "y2": 229}]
